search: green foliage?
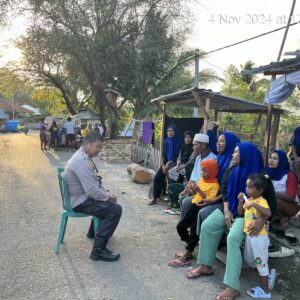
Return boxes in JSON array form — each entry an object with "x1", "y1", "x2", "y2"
[
  {"x1": 31, "y1": 88, "x2": 67, "y2": 116},
  {"x1": 220, "y1": 62, "x2": 270, "y2": 138}
]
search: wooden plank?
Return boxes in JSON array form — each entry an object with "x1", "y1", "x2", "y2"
[
  {"x1": 203, "y1": 97, "x2": 211, "y2": 134},
  {"x1": 191, "y1": 90, "x2": 210, "y2": 120}
]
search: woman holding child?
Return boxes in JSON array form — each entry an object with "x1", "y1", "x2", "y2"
[
  {"x1": 168, "y1": 132, "x2": 240, "y2": 267},
  {"x1": 186, "y1": 142, "x2": 276, "y2": 300}
]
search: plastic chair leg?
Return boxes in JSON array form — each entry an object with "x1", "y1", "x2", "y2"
[
  {"x1": 55, "y1": 213, "x2": 68, "y2": 254},
  {"x1": 93, "y1": 216, "x2": 100, "y2": 235},
  {"x1": 61, "y1": 216, "x2": 68, "y2": 244}
]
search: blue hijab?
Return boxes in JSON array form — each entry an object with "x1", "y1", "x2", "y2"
[
  {"x1": 292, "y1": 126, "x2": 300, "y2": 147},
  {"x1": 227, "y1": 142, "x2": 264, "y2": 217},
  {"x1": 164, "y1": 125, "x2": 182, "y2": 161},
  {"x1": 265, "y1": 150, "x2": 290, "y2": 181},
  {"x1": 217, "y1": 132, "x2": 240, "y2": 182},
  {"x1": 207, "y1": 130, "x2": 218, "y2": 155}
]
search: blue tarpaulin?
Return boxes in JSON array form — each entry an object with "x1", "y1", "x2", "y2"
[
  {"x1": 265, "y1": 70, "x2": 300, "y2": 104},
  {"x1": 6, "y1": 119, "x2": 20, "y2": 132}
]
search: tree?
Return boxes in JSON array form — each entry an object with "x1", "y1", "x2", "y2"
[{"x1": 14, "y1": 0, "x2": 194, "y2": 137}]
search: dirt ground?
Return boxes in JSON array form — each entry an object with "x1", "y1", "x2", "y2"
[{"x1": 0, "y1": 132, "x2": 299, "y2": 300}]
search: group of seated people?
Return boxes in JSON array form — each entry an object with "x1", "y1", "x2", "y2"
[{"x1": 148, "y1": 124, "x2": 300, "y2": 300}]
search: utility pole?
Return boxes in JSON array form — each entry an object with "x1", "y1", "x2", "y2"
[
  {"x1": 12, "y1": 94, "x2": 15, "y2": 119},
  {"x1": 193, "y1": 49, "x2": 200, "y2": 117}
]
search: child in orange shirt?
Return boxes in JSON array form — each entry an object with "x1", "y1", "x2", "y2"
[{"x1": 168, "y1": 159, "x2": 219, "y2": 267}]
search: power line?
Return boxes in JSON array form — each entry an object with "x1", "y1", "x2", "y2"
[{"x1": 202, "y1": 20, "x2": 300, "y2": 55}]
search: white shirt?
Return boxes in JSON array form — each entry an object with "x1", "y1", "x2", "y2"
[
  {"x1": 65, "y1": 121, "x2": 75, "y2": 134},
  {"x1": 190, "y1": 152, "x2": 217, "y2": 182}
]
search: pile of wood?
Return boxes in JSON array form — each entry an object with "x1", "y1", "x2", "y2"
[{"x1": 127, "y1": 163, "x2": 153, "y2": 184}]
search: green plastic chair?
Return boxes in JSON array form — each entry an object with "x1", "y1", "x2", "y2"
[{"x1": 55, "y1": 167, "x2": 100, "y2": 254}]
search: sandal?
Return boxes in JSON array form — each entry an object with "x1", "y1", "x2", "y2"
[
  {"x1": 268, "y1": 246, "x2": 295, "y2": 257},
  {"x1": 168, "y1": 258, "x2": 191, "y2": 268},
  {"x1": 185, "y1": 268, "x2": 213, "y2": 279},
  {"x1": 246, "y1": 286, "x2": 271, "y2": 299},
  {"x1": 175, "y1": 251, "x2": 193, "y2": 259},
  {"x1": 285, "y1": 229, "x2": 299, "y2": 246},
  {"x1": 215, "y1": 288, "x2": 240, "y2": 300}
]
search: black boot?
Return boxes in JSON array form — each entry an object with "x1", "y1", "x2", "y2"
[
  {"x1": 90, "y1": 237, "x2": 120, "y2": 261},
  {"x1": 86, "y1": 220, "x2": 95, "y2": 239}
]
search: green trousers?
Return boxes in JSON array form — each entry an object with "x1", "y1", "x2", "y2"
[
  {"x1": 167, "y1": 183, "x2": 185, "y2": 208},
  {"x1": 197, "y1": 208, "x2": 245, "y2": 291}
]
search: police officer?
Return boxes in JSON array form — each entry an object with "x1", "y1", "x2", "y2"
[{"x1": 63, "y1": 132, "x2": 122, "y2": 261}]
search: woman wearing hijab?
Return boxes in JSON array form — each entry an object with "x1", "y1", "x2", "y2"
[
  {"x1": 186, "y1": 142, "x2": 276, "y2": 300},
  {"x1": 148, "y1": 125, "x2": 182, "y2": 205},
  {"x1": 168, "y1": 159, "x2": 220, "y2": 267},
  {"x1": 290, "y1": 126, "x2": 300, "y2": 186},
  {"x1": 168, "y1": 130, "x2": 195, "y2": 185},
  {"x1": 195, "y1": 132, "x2": 241, "y2": 235},
  {"x1": 266, "y1": 150, "x2": 299, "y2": 242}
]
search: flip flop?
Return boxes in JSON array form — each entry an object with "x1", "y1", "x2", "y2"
[
  {"x1": 185, "y1": 268, "x2": 213, "y2": 279},
  {"x1": 268, "y1": 246, "x2": 295, "y2": 258},
  {"x1": 168, "y1": 259, "x2": 191, "y2": 268},
  {"x1": 215, "y1": 288, "x2": 240, "y2": 300},
  {"x1": 246, "y1": 286, "x2": 271, "y2": 299}
]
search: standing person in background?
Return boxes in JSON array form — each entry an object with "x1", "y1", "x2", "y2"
[
  {"x1": 82, "y1": 124, "x2": 93, "y2": 138},
  {"x1": 65, "y1": 117, "x2": 75, "y2": 151},
  {"x1": 38, "y1": 117, "x2": 48, "y2": 151},
  {"x1": 98, "y1": 121, "x2": 105, "y2": 137},
  {"x1": 49, "y1": 121, "x2": 59, "y2": 151}
]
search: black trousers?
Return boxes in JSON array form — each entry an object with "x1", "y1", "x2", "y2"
[
  {"x1": 74, "y1": 198, "x2": 122, "y2": 240},
  {"x1": 153, "y1": 166, "x2": 166, "y2": 198},
  {"x1": 176, "y1": 203, "x2": 200, "y2": 253}
]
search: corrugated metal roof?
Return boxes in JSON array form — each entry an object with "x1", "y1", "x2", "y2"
[
  {"x1": 243, "y1": 57, "x2": 300, "y2": 76},
  {"x1": 0, "y1": 99, "x2": 32, "y2": 114},
  {"x1": 151, "y1": 88, "x2": 283, "y2": 114}
]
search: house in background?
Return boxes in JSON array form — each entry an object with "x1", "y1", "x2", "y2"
[
  {"x1": 21, "y1": 104, "x2": 41, "y2": 116},
  {"x1": 0, "y1": 99, "x2": 32, "y2": 119}
]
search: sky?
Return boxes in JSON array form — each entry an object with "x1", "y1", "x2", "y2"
[{"x1": 0, "y1": 0, "x2": 300, "y2": 91}]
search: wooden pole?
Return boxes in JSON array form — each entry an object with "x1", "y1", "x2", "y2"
[
  {"x1": 191, "y1": 90, "x2": 210, "y2": 120},
  {"x1": 271, "y1": 113, "x2": 281, "y2": 150},
  {"x1": 203, "y1": 97, "x2": 211, "y2": 134},
  {"x1": 264, "y1": 0, "x2": 296, "y2": 164},
  {"x1": 253, "y1": 113, "x2": 262, "y2": 139},
  {"x1": 159, "y1": 101, "x2": 166, "y2": 166}
]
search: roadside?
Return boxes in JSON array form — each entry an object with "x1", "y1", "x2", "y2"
[{"x1": 0, "y1": 132, "x2": 298, "y2": 299}]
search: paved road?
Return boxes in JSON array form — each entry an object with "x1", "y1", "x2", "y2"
[{"x1": 0, "y1": 132, "x2": 292, "y2": 299}]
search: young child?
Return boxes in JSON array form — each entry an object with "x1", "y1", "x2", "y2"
[
  {"x1": 168, "y1": 159, "x2": 220, "y2": 267},
  {"x1": 238, "y1": 173, "x2": 275, "y2": 299}
]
